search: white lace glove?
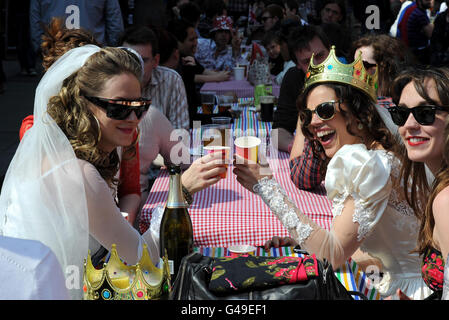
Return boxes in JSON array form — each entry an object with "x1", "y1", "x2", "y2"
[
  {"x1": 253, "y1": 176, "x2": 346, "y2": 268},
  {"x1": 253, "y1": 177, "x2": 314, "y2": 245}
]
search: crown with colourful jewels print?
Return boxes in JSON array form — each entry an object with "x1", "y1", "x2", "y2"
[
  {"x1": 303, "y1": 46, "x2": 378, "y2": 101},
  {"x1": 83, "y1": 244, "x2": 171, "y2": 300}
]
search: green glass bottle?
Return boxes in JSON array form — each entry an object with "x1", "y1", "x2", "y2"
[{"x1": 159, "y1": 164, "x2": 193, "y2": 283}]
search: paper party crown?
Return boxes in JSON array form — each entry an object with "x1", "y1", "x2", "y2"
[
  {"x1": 304, "y1": 46, "x2": 378, "y2": 101},
  {"x1": 83, "y1": 244, "x2": 171, "y2": 300}
]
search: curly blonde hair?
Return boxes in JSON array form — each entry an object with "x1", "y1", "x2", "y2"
[{"x1": 46, "y1": 47, "x2": 142, "y2": 188}]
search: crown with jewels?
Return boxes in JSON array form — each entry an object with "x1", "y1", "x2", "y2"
[
  {"x1": 83, "y1": 244, "x2": 171, "y2": 300},
  {"x1": 303, "y1": 46, "x2": 378, "y2": 101}
]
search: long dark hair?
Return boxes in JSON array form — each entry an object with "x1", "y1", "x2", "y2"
[
  {"x1": 298, "y1": 82, "x2": 399, "y2": 176},
  {"x1": 390, "y1": 66, "x2": 449, "y2": 255}
]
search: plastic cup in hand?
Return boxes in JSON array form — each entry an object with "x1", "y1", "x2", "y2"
[
  {"x1": 234, "y1": 136, "x2": 261, "y2": 162},
  {"x1": 203, "y1": 145, "x2": 230, "y2": 179},
  {"x1": 233, "y1": 66, "x2": 245, "y2": 81},
  {"x1": 260, "y1": 95, "x2": 275, "y2": 122}
]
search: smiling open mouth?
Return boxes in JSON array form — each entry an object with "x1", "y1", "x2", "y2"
[{"x1": 317, "y1": 130, "x2": 336, "y2": 143}]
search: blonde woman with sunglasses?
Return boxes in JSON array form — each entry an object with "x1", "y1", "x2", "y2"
[
  {"x1": 387, "y1": 66, "x2": 449, "y2": 300},
  {"x1": 233, "y1": 46, "x2": 432, "y2": 299},
  {"x1": 0, "y1": 45, "x2": 164, "y2": 300}
]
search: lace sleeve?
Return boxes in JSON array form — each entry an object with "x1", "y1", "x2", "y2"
[{"x1": 254, "y1": 145, "x2": 393, "y2": 268}]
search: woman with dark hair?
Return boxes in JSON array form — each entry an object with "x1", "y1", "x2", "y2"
[
  {"x1": 386, "y1": 66, "x2": 449, "y2": 299},
  {"x1": 233, "y1": 46, "x2": 432, "y2": 299}
]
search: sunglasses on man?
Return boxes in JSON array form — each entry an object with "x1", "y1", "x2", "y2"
[
  {"x1": 388, "y1": 105, "x2": 449, "y2": 126},
  {"x1": 300, "y1": 100, "x2": 341, "y2": 126},
  {"x1": 83, "y1": 96, "x2": 151, "y2": 120}
]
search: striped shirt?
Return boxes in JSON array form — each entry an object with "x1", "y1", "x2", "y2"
[{"x1": 143, "y1": 66, "x2": 190, "y2": 129}]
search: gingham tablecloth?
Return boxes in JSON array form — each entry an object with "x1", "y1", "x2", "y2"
[
  {"x1": 193, "y1": 246, "x2": 382, "y2": 300},
  {"x1": 139, "y1": 108, "x2": 333, "y2": 247}
]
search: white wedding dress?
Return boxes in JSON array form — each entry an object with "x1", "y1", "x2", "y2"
[{"x1": 255, "y1": 144, "x2": 432, "y2": 299}]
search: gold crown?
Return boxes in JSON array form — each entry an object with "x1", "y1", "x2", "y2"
[
  {"x1": 83, "y1": 244, "x2": 171, "y2": 300},
  {"x1": 304, "y1": 46, "x2": 378, "y2": 101}
]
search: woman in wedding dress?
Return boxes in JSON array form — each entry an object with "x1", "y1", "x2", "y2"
[
  {"x1": 233, "y1": 47, "x2": 432, "y2": 299},
  {"x1": 0, "y1": 45, "x2": 160, "y2": 299}
]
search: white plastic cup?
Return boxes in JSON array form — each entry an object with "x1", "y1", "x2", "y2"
[{"x1": 234, "y1": 66, "x2": 245, "y2": 81}]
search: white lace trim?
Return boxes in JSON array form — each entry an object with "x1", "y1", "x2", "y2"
[
  {"x1": 253, "y1": 177, "x2": 313, "y2": 245},
  {"x1": 352, "y1": 197, "x2": 375, "y2": 241},
  {"x1": 332, "y1": 190, "x2": 375, "y2": 241}
]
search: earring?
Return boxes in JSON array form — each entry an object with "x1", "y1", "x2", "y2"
[{"x1": 357, "y1": 123, "x2": 363, "y2": 130}]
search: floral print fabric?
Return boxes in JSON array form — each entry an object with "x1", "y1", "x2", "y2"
[
  {"x1": 208, "y1": 255, "x2": 318, "y2": 294},
  {"x1": 422, "y1": 246, "x2": 445, "y2": 292}
]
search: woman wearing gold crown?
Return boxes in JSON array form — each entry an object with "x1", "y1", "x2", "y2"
[
  {"x1": 0, "y1": 44, "x2": 163, "y2": 299},
  {"x1": 233, "y1": 46, "x2": 432, "y2": 299}
]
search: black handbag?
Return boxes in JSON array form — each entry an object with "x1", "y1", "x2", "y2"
[{"x1": 170, "y1": 252, "x2": 367, "y2": 300}]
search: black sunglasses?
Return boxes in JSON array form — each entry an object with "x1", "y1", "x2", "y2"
[
  {"x1": 84, "y1": 96, "x2": 151, "y2": 120},
  {"x1": 300, "y1": 100, "x2": 340, "y2": 126},
  {"x1": 388, "y1": 105, "x2": 449, "y2": 126},
  {"x1": 261, "y1": 16, "x2": 272, "y2": 22}
]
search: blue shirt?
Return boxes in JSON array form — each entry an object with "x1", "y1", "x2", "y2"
[
  {"x1": 30, "y1": 0, "x2": 124, "y2": 52},
  {"x1": 195, "y1": 38, "x2": 237, "y2": 71}
]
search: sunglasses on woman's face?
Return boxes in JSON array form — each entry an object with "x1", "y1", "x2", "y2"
[
  {"x1": 388, "y1": 105, "x2": 449, "y2": 126},
  {"x1": 84, "y1": 96, "x2": 151, "y2": 120},
  {"x1": 300, "y1": 100, "x2": 340, "y2": 126}
]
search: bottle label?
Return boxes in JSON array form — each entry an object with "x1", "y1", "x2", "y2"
[{"x1": 168, "y1": 259, "x2": 174, "y2": 275}]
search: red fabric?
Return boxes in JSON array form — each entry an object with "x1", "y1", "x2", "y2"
[
  {"x1": 19, "y1": 115, "x2": 34, "y2": 140},
  {"x1": 397, "y1": 3, "x2": 417, "y2": 46},
  {"x1": 118, "y1": 131, "x2": 141, "y2": 198},
  {"x1": 250, "y1": 43, "x2": 264, "y2": 64}
]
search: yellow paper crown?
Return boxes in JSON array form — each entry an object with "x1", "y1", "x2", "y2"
[
  {"x1": 83, "y1": 244, "x2": 171, "y2": 300},
  {"x1": 303, "y1": 46, "x2": 378, "y2": 101}
]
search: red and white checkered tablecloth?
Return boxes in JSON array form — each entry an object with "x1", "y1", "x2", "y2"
[{"x1": 139, "y1": 146, "x2": 333, "y2": 247}]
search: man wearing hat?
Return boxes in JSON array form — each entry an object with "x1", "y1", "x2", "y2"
[{"x1": 195, "y1": 15, "x2": 243, "y2": 71}]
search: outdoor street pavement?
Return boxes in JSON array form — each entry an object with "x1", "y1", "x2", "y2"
[{"x1": 0, "y1": 56, "x2": 42, "y2": 192}]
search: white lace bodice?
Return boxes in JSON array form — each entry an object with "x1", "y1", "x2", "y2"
[{"x1": 326, "y1": 144, "x2": 429, "y2": 298}]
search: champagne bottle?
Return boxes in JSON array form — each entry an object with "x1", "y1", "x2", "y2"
[{"x1": 159, "y1": 164, "x2": 193, "y2": 282}]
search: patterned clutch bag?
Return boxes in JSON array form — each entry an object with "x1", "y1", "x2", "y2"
[{"x1": 208, "y1": 254, "x2": 318, "y2": 294}]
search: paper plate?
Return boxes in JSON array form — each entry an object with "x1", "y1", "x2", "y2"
[{"x1": 228, "y1": 245, "x2": 256, "y2": 254}]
